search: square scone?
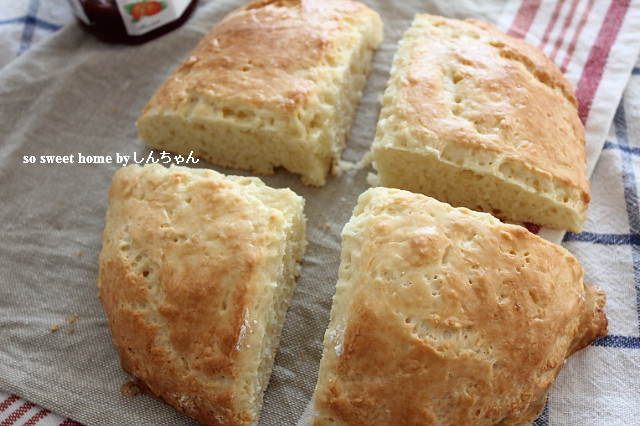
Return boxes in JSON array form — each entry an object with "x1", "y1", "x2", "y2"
[
  {"x1": 97, "y1": 164, "x2": 306, "y2": 426},
  {"x1": 371, "y1": 14, "x2": 589, "y2": 232},
  {"x1": 137, "y1": 0, "x2": 383, "y2": 186},
  {"x1": 313, "y1": 187, "x2": 607, "y2": 426}
]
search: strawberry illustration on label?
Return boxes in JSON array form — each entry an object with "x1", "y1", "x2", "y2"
[
  {"x1": 130, "y1": 2, "x2": 145, "y2": 20},
  {"x1": 143, "y1": 1, "x2": 164, "y2": 16},
  {"x1": 125, "y1": 1, "x2": 167, "y2": 22}
]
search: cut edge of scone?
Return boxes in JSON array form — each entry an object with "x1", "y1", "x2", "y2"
[
  {"x1": 224, "y1": 168, "x2": 308, "y2": 424},
  {"x1": 370, "y1": 14, "x2": 589, "y2": 232},
  {"x1": 137, "y1": 0, "x2": 383, "y2": 187},
  {"x1": 313, "y1": 187, "x2": 607, "y2": 426},
  {"x1": 97, "y1": 164, "x2": 306, "y2": 426}
]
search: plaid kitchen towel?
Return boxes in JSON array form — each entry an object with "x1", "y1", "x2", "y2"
[
  {"x1": 0, "y1": 0, "x2": 70, "y2": 70},
  {"x1": 499, "y1": 0, "x2": 640, "y2": 243},
  {"x1": 0, "y1": 1, "x2": 639, "y2": 426}
]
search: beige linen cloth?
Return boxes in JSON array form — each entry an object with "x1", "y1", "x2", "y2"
[{"x1": 1, "y1": 1, "x2": 640, "y2": 425}]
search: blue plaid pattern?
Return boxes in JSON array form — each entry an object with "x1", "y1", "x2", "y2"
[
  {"x1": 566, "y1": 94, "x2": 640, "y2": 347},
  {"x1": 548, "y1": 56, "x2": 640, "y2": 425},
  {"x1": 533, "y1": 403, "x2": 549, "y2": 426},
  {"x1": 6, "y1": 0, "x2": 62, "y2": 54},
  {"x1": 505, "y1": 60, "x2": 640, "y2": 426},
  {"x1": 590, "y1": 100, "x2": 640, "y2": 347},
  {"x1": 0, "y1": 0, "x2": 67, "y2": 68}
]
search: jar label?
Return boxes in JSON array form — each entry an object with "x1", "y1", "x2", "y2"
[{"x1": 114, "y1": 0, "x2": 192, "y2": 36}]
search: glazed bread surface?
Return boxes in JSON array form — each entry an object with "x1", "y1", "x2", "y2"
[
  {"x1": 313, "y1": 187, "x2": 607, "y2": 426},
  {"x1": 138, "y1": 0, "x2": 383, "y2": 186},
  {"x1": 371, "y1": 14, "x2": 589, "y2": 232},
  {"x1": 97, "y1": 164, "x2": 306, "y2": 426}
]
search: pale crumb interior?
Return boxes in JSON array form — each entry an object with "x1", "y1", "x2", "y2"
[
  {"x1": 313, "y1": 201, "x2": 366, "y2": 426},
  {"x1": 373, "y1": 147, "x2": 583, "y2": 232},
  {"x1": 240, "y1": 188, "x2": 307, "y2": 425}
]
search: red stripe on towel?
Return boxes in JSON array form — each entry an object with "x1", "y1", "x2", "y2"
[
  {"x1": 23, "y1": 409, "x2": 50, "y2": 426},
  {"x1": 58, "y1": 418, "x2": 85, "y2": 426},
  {"x1": 0, "y1": 402, "x2": 34, "y2": 426},
  {"x1": 560, "y1": 0, "x2": 596, "y2": 72},
  {"x1": 549, "y1": 0, "x2": 581, "y2": 61},
  {"x1": 539, "y1": 0, "x2": 565, "y2": 50},
  {"x1": 576, "y1": 0, "x2": 630, "y2": 123},
  {"x1": 0, "y1": 396, "x2": 19, "y2": 413},
  {"x1": 507, "y1": 0, "x2": 542, "y2": 38}
]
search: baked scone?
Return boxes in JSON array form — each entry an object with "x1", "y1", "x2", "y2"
[
  {"x1": 137, "y1": 0, "x2": 383, "y2": 186},
  {"x1": 97, "y1": 164, "x2": 306, "y2": 426},
  {"x1": 370, "y1": 14, "x2": 589, "y2": 232},
  {"x1": 313, "y1": 187, "x2": 607, "y2": 426}
]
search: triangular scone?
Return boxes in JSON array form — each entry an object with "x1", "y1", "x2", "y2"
[
  {"x1": 137, "y1": 0, "x2": 383, "y2": 187},
  {"x1": 371, "y1": 14, "x2": 589, "y2": 232},
  {"x1": 97, "y1": 165, "x2": 306, "y2": 426},
  {"x1": 313, "y1": 187, "x2": 607, "y2": 426}
]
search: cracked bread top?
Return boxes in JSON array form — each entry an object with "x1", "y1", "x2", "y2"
[
  {"x1": 372, "y1": 14, "x2": 589, "y2": 223},
  {"x1": 139, "y1": 0, "x2": 382, "y2": 118},
  {"x1": 313, "y1": 187, "x2": 607, "y2": 426},
  {"x1": 97, "y1": 165, "x2": 305, "y2": 426}
]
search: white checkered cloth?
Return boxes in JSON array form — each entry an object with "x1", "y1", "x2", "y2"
[{"x1": 1, "y1": 1, "x2": 639, "y2": 425}]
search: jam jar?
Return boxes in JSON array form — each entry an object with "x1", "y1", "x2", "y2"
[{"x1": 67, "y1": 0, "x2": 199, "y2": 44}]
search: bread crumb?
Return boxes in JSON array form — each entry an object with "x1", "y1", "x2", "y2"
[
  {"x1": 77, "y1": 251, "x2": 84, "y2": 258},
  {"x1": 355, "y1": 151, "x2": 373, "y2": 169},
  {"x1": 336, "y1": 160, "x2": 356, "y2": 174},
  {"x1": 50, "y1": 325, "x2": 59, "y2": 332},
  {"x1": 121, "y1": 381, "x2": 142, "y2": 397},
  {"x1": 68, "y1": 328, "x2": 75, "y2": 334},
  {"x1": 366, "y1": 171, "x2": 380, "y2": 187},
  {"x1": 66, "y1": 314, "x2": 78, "y2": 324}
]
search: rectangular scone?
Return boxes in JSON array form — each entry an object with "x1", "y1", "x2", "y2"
[
  {"x1": 97, "y1": 164, "x2": 306, "y2": 426},
  {"x1": 313, "y1": 187, "x2": 607, "y2": 426},
  {"x1": 137, "y1": 0, "x2": 383, "y2": 187},
  {"x1": 370, "y1": 14, "x2": 589, "y2": 232}
]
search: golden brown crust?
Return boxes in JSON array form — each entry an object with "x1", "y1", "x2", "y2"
[
  {"x1": 98, "y1": 165, "x2": 305, "y2": 426},
  {"x1": 137, "y1": 0, "x2": 382, "y2": 186},
  {"x1": 141, "y1": 0, "x2": 376, "y2": 116},
  {"x1": 404, "y1": 15, "x2": 587, "y2": 191},
  {"x1": 372, "y1": 14, "x2": 589, "y2": 231},
  {"x1": 570, "y1": 282, "x2": 608, "y2": 355},
  {"x1": 313, "y1": 187, "x2": 607, "y2": 426}
]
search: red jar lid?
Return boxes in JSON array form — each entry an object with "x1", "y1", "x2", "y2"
[{"x1": 68, "y1": 0, "x2": 199, "y2": 44}]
